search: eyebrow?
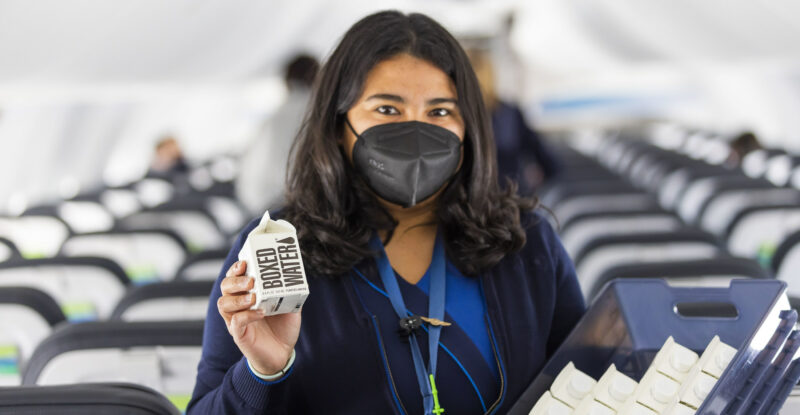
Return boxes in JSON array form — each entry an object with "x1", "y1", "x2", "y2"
[
  {"x1": 427, "y1": 97, "x2": 458, "y2": 106},
  {"x1": 366, "y1": 94, "x2": 458, "y2": 106}
]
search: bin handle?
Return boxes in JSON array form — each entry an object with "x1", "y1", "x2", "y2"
[{"x1": 674, "y1": 301, "x2": 739, "y2": 319}]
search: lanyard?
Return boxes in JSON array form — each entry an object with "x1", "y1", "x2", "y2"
[{"x1": 370, "y1": 232, "x2": 446, "y2": 415}]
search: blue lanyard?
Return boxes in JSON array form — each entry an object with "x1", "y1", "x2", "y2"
[{"x1": 370, "y1": 231, "x2": 446, "y2": 415}]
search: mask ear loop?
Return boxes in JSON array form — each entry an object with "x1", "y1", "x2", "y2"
[
  {"x1": 343, "y1": 117, "x2": 362, "y2": 140},
  {"x1": 342, "y1": 116, "x2": 398, "y2": 245}
]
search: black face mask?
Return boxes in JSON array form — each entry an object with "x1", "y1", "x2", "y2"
[{"x1": 346, "y1": 119, "x2": 463, "y2": 208}]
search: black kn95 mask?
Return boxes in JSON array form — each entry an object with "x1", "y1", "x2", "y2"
[{"x1": 346, "y1": 119, "x2": 462, "y2": 207}]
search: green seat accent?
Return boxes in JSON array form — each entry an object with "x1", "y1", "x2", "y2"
[
  {"x1": 167, "y1": 394, "x2": 192, "y2": 412},
  {"x1": 20, "y1": 251, "x2": 46, "y2": 259},
  {"x1": 126, "y1": 265, "x2": 160, "y2": 283},
  {"x1": 62, "y1": 301, "x2": 97, "y2": 321},
  {"x1": 0, "y1": 345, "x2": 18, "y2": 358},
  {"x1": 757, "y1": 241, "x2": 777, "y2": 269},
  {"x1": 187, "y1": 242, "x2": 203, "y2": 254},
  {"x1": 0, "y1": 344, "x2": 19, "y2": 375}
]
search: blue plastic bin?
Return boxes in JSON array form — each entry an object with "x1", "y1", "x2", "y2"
[{"x1": 509, "y1": 279, "x2": 793, "y2": 414}]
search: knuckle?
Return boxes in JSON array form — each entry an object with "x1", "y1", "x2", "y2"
[
  {"x1": 231, "y1": 313, "x2": 243, "y2": 328},
  {"x1": 240, "y1": 294, "x2": 252, "y2": 307}
]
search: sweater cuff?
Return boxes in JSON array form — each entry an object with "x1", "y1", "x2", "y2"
[{"x1": 231, "y1": 356, "x2": 292, "y2": 408}]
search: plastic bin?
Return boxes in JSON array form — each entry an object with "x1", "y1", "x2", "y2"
[{"x1": 509, "y1": 279, "x2": 795, "y2": 414}]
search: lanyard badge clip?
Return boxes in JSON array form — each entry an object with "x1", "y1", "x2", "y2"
[{"x1": 398, "y1": 315, "x2": 425, "y2": 336}]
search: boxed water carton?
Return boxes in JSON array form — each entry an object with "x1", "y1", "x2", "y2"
[{"x1": 238, "y1": 211, "x2": 309, "y2": 315}]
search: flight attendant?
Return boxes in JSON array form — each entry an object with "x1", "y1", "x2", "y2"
[{"x1": 188, "y1": 10, "x2": 585, "y2": 414}]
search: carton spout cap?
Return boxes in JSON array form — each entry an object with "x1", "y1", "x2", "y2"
[
  {"x1": 256, "y1": 210, "x2": 272, "y2": 232},
  {"x1": 254, "y1": 210, "x2": 297, "y2": 235}
]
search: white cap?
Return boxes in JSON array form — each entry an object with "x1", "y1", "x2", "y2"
[
  {"x1": 568, "y1": 375, "x2": 595, "y2": 400},
  {"x1": 609, "y1": 376, "x2": 636, "y2": 402},
  {"x1": 669, "y1": 348, "x2": 697, "y2": 373},
  {"x1": 651, "y1": 377, "x2": 679, "y2": 404}
]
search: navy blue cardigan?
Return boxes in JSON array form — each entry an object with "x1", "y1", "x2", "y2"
[{"x1": 187, "y1": 212, "x2": 585, "y2": 414}]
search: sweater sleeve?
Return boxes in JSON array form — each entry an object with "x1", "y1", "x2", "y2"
[
  {"x1": 186, "y1": 218, "x2": 289, "y2": 414},
  {"x1": 536, "y1": 214, "x2": 587, "y2": 357},
  {"x1": 515, "y1": 107, "x2": 563, "y2": 180}
]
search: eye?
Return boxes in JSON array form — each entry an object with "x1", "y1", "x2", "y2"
[
  {"x1": 376, "y1": 105, "x2": 400, "y2": 115},
  {"x1": 429, "y1": 108, "x2": 450, "y2": 117}
]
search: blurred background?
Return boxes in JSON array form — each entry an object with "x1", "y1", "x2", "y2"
[{"x1": 2, "y1": 0, "x2": 799, "y2": 213}]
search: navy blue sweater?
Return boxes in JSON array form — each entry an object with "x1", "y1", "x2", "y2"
[{"x1": 187, "y1": 212, "x2": 585, "y2": 414}]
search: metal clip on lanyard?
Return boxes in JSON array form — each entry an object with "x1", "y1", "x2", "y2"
[{"x1": 370, "y1": 232, "x2": 447, "y2": 415}]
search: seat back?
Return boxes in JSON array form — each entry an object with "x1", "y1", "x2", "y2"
[
  {"x1": 676, "y1": 175, "x2": 767, "y2": 224},
  {"x1": 574, "y1": 230, "x2": 722, "y2": 298},
  {"x1": 61, "y1": 230, "x2": 187, "y2": 283},
  {"x1": 23, "y1": 321, "x2": 203, "y2": 413},
  {"x1": 175, "y1": 249, "x2": 228, "y2": 281},
  {"x1": 57, "y1": 201, "x2": 116, "y2": 233},
  {"x1": 100, "y1": 188, "x2": 143, "y2": 218},
  {"x1": 0, "y1": 216, "x2": 70, "y2": 258},
  {"x1": 554, "y1": 193, "x2": 659, "y2": 229},
  {"x1": 726, "y1": 206, "x2": 800, "y2": 259},
  {"x1": 560, "y1": 212, "x2": 681, "y2": 259},
  {"x1": 205, "y1": 196, "x2": 248, "y2": 236},
  {"x1": 700, "y1": 188, "x2": 800, "y2": 235},
  {"x1": 121, "y1": 210, "x2": 225, "y2": 253},
  {"x1": 0, "y1": 382, "x2": 180, "y2": 415},
  {"x1": 0, "y1": 257, "x2": 128, "y2": 321},
  {"x1": 0, "y1": 237, "x2": 20, "y2": 262},
  {"x1": 0, "y1": 287, "x2": 66, "y2": 386},
  {"x1": 590, "y1": 256, "x2": 770, "y2": 301},
  {"x1": 773, "y1": 231, "x2": 800, "y2": 297},
  {"x1": 112, "y1": 281, "x2": 213, "y2": 321}
]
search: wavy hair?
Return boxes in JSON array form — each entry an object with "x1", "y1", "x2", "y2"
[{"x1": 283, "y1": 10, "x2": 536, "y2": 277}]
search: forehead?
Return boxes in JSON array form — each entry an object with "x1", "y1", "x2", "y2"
[{"x1": 359, "y1": 54, "x2": 456, "y2": 99}]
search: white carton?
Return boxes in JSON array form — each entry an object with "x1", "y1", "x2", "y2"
[
  {"x1": 572, "y1": 397, "x2": 615, "y2": 415},
  {"x1": 696, "y1": 336, "x2": 737, "y2": 379},
  {"x1": 551, "y1": 362, "x2": 597, "y2": 408},
  {"x1": 669, "y1": 336, "x2": 733, "y2": 410},
  {"x1": 529, "y1": 391, "x2": 574, "y2": 415},
  {"x1": 677, "y1": 371, "x2": 716, "y2": 410},
  {"x1": 593, "y1": 364, "x2": 637, "y2": 411},
  {"x1": 616, "y1": 396, "x2": 657, "y2": 415},
  {"x1": 238, "y1": 211, "x2": 309, "y2": 315},
  {"x1": 649, "y1": 337, "x2": 699, "y2": 383},
  {"x1": 662, "y1": 400, "x2": 696, "y2": 415},
  {"x1": 634, "y1": 369, "x2": 681, "y2": 413}
]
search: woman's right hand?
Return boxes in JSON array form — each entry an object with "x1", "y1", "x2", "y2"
[{"x1": 217, "y1": 260, "x2": 302, "y2": 375}]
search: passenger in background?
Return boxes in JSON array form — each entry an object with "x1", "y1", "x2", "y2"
[
  {"x1": 236, "y1": 54, "x2": 320, "y2": 215},
  {"x1": 725, "y1": 131, "x2": 762, "y2": 169},
  {"x1": 147, "y1": 135, "x2": 189, "y2": 179},
  {"x1": 468, "y1": 49, "x2": 562, "y2": 195}
]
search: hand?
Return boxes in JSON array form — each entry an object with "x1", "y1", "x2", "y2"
[{"x1": 217, "y1": 260, "x2": 301, "y2": 375}]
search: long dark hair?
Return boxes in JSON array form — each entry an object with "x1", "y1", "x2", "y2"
[{"x1": 283, "y1": 10, "x2": 536, "y2": 277}]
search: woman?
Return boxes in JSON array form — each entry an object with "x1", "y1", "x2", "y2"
[
  {"x1": 468, "y1": 48, "x2": 562, "y2": 195},
  {"x1": 188, "y1": 11, "x2": 585, "y2": 415}
]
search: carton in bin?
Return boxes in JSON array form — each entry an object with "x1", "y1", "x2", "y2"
[
  {"x1": 509, "y1": 279, "x2": 792, "y2": 414},
  {"x1": 238, "y1": 211, "x2": 309, "y2": 315}
]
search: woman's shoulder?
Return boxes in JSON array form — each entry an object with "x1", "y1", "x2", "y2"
[
  {"x1": 519, "y1": 208, "x2": 563, "y2": 255},
  {"x1": 505, "y1": 207, "x2": 574, "y2": 281}
]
